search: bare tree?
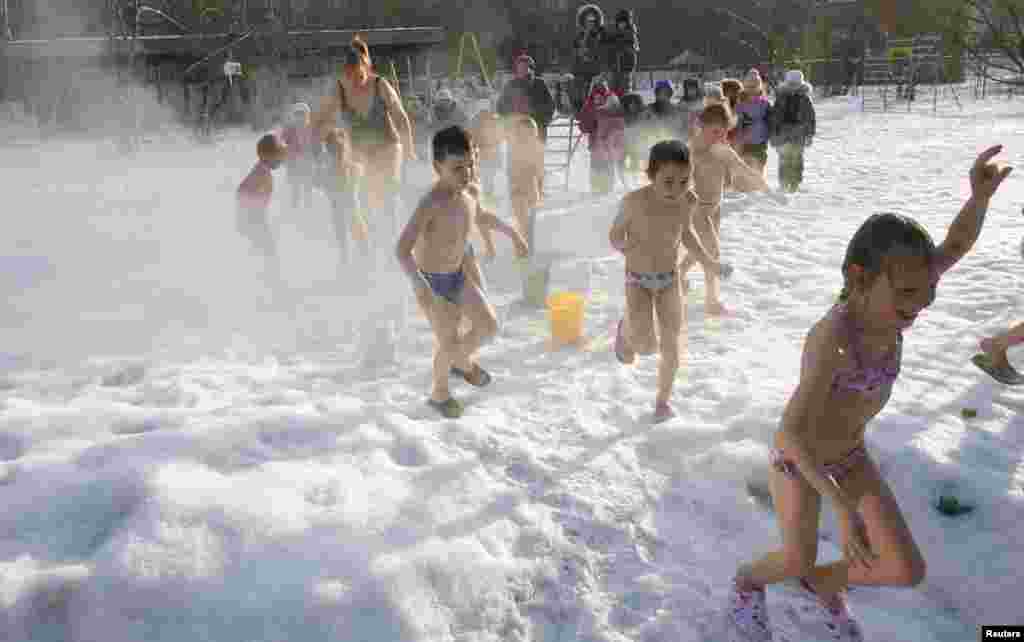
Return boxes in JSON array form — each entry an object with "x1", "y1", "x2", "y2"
[{"x1": 958, "y1": 0, "x2": 1024, "y2": 85}]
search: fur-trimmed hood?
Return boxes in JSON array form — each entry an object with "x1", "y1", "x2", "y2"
[{"x1": 576, "y1": 3, "x2": 605, "y2": 29}]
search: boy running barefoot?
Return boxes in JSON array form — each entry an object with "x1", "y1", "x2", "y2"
[
  {"x1": 611, "y1": 140, "x2": 733, "y2": 422},
  {"x1": 396, "y1": 126, "x2": 529, "y2": 418}
]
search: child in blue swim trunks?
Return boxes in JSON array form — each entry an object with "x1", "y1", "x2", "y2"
[
  {"x1": 724, "y1": 146, "x2": 1012, "y2": 642},
  {"x1": 396, "y1": 125, "x2": 529, "y2": 418}
]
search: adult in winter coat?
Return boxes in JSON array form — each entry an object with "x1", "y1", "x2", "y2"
[
  {"x1": 605, "y1": 9, "x2": 639, "y2": 94},
  {"x1": 735, "y1": 69, "x2": 772, "y2": 175},
  {"x1": 496, "y1": 53, "x2": 556, "y2": 143},
  {"x1": 769, "y1": 69, "x2": 816, "y2": 192},
  {"x1": 572, "y1": 4, "x2": 608, "y2": 111}
]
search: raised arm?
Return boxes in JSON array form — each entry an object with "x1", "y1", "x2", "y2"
[
  {"x1": 378, "y1": 77, "x2": 416, "y2": 159},
  {"x1": 936, "y1": 145, "x2": 1012, "y2": 270},
  {"x1": 476, "y1": 205, "x2": 528, "y2": 257},
  {"x1": 717, "y1": 144, "x2": 771, "y2": 193}
]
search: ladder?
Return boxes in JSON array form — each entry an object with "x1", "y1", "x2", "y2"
[{"x1": 543, "y1": 115, "x2": 585, "y2": 193}]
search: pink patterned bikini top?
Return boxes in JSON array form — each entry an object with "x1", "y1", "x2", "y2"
[
  {"x1": 825, "y1": 249, "x2": 956, "y2": 394},
  {"x1": 237, "y1": 160, "x2": 272, "y2": 209},
  {"x1": 829, "y1": 302, "x2": 902, "y2": 393}
]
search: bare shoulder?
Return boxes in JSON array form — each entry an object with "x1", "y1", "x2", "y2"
[
  {"x1": 622, "y1": 187, "x2": 645, "y2": 207},
  {"x1": 804, "y1": 307, "x2": 846, "y2": 366}
]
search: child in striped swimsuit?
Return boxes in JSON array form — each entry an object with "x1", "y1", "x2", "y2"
[
  {"x1": 724, "y1": 146, "x2": 1012, "y2": 642},
  {"x1": 610, "y1": 140, "x2": 732, "y2": 423}
]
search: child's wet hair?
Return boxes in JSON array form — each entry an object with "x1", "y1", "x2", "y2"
[
  {"x1": 345, "y1": 35, "x2": 371, "y2": 68},
  {"x1": 699, "y1": 103, "x2": 736, "y2": 129},
  {"x1": 432, "y1": 125, "x2": 474, "y2": 163},
  {"x1": 645, "y1": 140, "x2": 689, "y2": 180},
  {"x1": 256, "y1": 133, "x2": 284, "y2": 160},
  {"x1": 838, "y1": 212, "x2": 937, "y2": 301}
]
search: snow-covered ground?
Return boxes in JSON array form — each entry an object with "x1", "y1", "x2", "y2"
[{"x1": 1, "y1": 91, "x2": 1022, "y2": 641}]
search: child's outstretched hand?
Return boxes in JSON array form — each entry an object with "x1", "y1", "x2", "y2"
[{"x1": 970, "y1": 145, "x2": 1012, "y2": 201}]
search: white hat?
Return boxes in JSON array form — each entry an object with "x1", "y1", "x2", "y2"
[
  {"x1": 291, "y1": 102, "x2": 311, "y2": 114},
  {"x1": 436, "y1": 89, "x2": 454, "y2": 102},
  {"x1": 784, "y1": 70, "x2": 806, "y2": 87}
]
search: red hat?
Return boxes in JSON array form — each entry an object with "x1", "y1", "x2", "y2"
[{"x1": 514, "y1": 52, "x2": 536, "y2": 69}]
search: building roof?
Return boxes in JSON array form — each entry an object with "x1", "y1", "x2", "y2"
[{"x1": 0, "y1": 26, "x2": 445, "y2": 60}]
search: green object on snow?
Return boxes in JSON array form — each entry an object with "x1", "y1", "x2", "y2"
[
  {"x1": 961, "y1": 407, "x2": 978, "y2": 419},
  {"x1": 936, "y1": 494, "x2": 974, "y2": 516}
]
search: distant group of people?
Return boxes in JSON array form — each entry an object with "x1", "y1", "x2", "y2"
[
  {"x1": 572, "y1": 4, "x2": 640, "y2": 108},
  {"x1": 573, "y1": 68, "x2": 817, "y2": 196}
]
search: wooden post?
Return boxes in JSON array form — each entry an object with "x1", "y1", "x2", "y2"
[{"x1": 425, "y1": 55, "x2": 433, "y2": 110}]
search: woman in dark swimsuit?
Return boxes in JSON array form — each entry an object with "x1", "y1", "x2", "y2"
[
  {"x1": 311, "y1": 36, "x2": 417, "y2": 364},
  {"x1": 312, "y1": 36, "x2": 416, "y2": 233}
]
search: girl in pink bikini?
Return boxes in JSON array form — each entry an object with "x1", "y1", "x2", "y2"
[{"x1": 725, "y1": 146, "x2": 1012, "y2": 642}]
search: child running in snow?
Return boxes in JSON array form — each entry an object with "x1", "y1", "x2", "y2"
[
  {"x1": 322, "y1": 127, "x2": 369, "y2": 273},
  {"x1": 725, "y1": 146, "x2": 1011, "y2": 642},
  {"x1": 506, "y1": 115, "x2": 545, "y2": 249},
  {"x1": 679, "y1": 103, "x2": 781, "y2": 316},
  {"x1": 470, "y1": 109, "x2": 504, "y2": 209},
  {"x1": 237, "y1": 132, "x2": 288, "y2": 277},
  {"x1": 396, "y1": 125, "x2": 529, "y2": 419},
  {"x1": 611, "y1": 140, "x2": 732, "y2": 422},
  {"x1": 281, "y1": 102, "x2": 316, "y2": 210}
]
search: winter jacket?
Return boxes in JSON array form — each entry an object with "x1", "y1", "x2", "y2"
[
  {"x1": 735, "y1": 95, "x2": 772, "y2": 146},
  {"x1": 496, "y1": 76, "x2": 556, "y2": 130},
  {"x1": 573, "y1": 4, "x2": 607, "y2": 76},
  {"x1": 770, "y1": 82, "x2": 816, "y2": 147},
  {"x1": 576, "y1": 85, "x2": 625, "y2": 136},
  {"x1": 605, "y1": 11, "x2": 639, "y2": 74},
  {"x1": 578, "y1": 91, "x2": 626, "y2": 163}
]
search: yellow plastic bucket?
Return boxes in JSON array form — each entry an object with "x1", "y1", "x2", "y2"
[{"x1": 546, "y1": 292, "x2": 585, "y2": 344}]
